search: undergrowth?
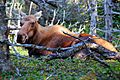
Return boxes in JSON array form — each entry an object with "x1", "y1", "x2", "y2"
[{"x1": 1, "y1": 47, "x2": 120, "y2": 80}]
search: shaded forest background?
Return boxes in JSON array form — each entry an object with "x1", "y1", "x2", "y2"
[
  {"x1": 6, "y1": 0, "x2": 120, "y2": 48},
  {"x1": 0, "y1": 0, "x2": 120, "y2": 80}
]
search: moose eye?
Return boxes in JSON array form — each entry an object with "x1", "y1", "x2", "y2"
[
  {"x1": 31, "y1": 22, "x2": 35, "y2": 27},
  {"x1": 20, "y1": 22, "x2": 23, "y2": 26}
]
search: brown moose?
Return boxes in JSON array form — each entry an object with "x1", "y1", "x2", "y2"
[{"x1": 17, "y1": 14, "x2": 118, "y2": 58}]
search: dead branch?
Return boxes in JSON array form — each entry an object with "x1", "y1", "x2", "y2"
[
  {"x1": 112, "y1": 11, "x2": 120, "y2": 15},
  {"x1": 29, "y1": 0, "x2": 41, "y2": 8},
  {"x1": 45, "y1": 47, "x2": 81, "y2": 61},
  {"x1": 0, "y1": 39, "x2": 90, "y2": 52},
  {"x1": 45, "y1": 42, "x2": 112, "y2": 67},
  {"x1": 29, "y1": 0, "x2": 58, "y2": 8},
  {"x1": 116, "y1": 45, "x2": 120, "y2": 48},
  {"x1": 0, "y1": 18, "x2": 21, "y2": 20},
  {"x1": 8, "y1": 27, "x2": 21, "y2": 30},
  {"x1": 96, "y1": 28, "x2": 120, "y2": 33}
]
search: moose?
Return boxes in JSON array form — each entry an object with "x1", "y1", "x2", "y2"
[{"x1": 17, "y1": 14, "x2": 118, "y2": 58}]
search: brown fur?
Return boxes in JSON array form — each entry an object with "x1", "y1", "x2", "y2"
[
  {"x1": 17, "y1": 15, "x2": 118, "y2": 57},
  {"x1": 78, "y1": 33, "x2": 118, "y2": 52}
]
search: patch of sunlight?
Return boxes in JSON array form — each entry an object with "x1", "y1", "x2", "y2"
[{"x1": 10, "y1": 46, "x2": 28, "y2": 56}]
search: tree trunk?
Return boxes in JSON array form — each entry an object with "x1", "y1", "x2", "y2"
[
  {"x1": 90, "y1": 0, "x2": 97, "y2": 35},
  {"x1": 0, "y1": 3, "x2": 13, "y2": 72},
  {"x1": 104, "y1": 0, "x2": 113, "y2": 40}
]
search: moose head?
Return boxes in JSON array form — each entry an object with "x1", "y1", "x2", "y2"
[{"x1": 17, "y1": 11, "x2": 42, "y2": 43}]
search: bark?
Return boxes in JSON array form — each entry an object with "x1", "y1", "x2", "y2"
[
  {"x1": 104, "y1": 0, "x2": 113, "y2": 40},
  {"x1": 0, "y1": 3, "x2": 13, "y2": 72},
  {"x1": 90, "y1": 0, "x2": 97, "y2": 35}
]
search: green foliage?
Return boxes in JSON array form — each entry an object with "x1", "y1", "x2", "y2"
[
  {"x1": 113, "y1": 15, "x2": 120, "y2": 27},
  {"x1": 1, "y1": 48, "x2": 120, "y2": 80}
]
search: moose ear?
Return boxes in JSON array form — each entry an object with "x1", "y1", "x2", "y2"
[{"x1": 34, "y1": 11, "x2": 42, "y2": 20}]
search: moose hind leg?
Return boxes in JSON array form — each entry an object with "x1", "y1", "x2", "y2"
[
  {"x1": 28, "y1": 49, "x2": 41, "y2": 58},
  {"x1": 28, "y1": 49, "x2": 34, "y2": 57}
]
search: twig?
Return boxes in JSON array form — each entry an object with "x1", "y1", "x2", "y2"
[
  {"x1": 29, "y1": 2, "x2": 33, "y2": 15},
  {"x1": 45, "y1": 47, "x2": 81, "y2": 61},
  {"x1": 68, "y1": 21, "x2": 80, "y2": 29},
  {"x1": 0, "y1": 18, "x2": 21, "y2": 20},
  {"x1": 10, "y1": 54, "x2": 28, "y2": 59},
  {"x1": 8, "y1": 27, "x2": 21, "y2": 30},
  {"x1": 29, "y1": 0, "x2": 41, "y2": 7},
  {"x1": 9, "y1": 40, "x2": 20, "y2": 59},
  {"x1": 49, "y1": 10, "x2": 57, "y2": 26},
  {"x1": 29, "y1": 0, "x2": 58, "y2": 8},
  {"x1": 112, "y1": 11, "x2": 120, "y2": 15},
  {"x1": 96, "y1": 28, "x2": 120, "y2": 33},
  {"x1": 16, "y1": 67, "x2": 21, "y2": 76},
  {"x1": 63, "y1": 31, "x2": 91, "y2": 52},
  {"x1": 46, "y1": 73, "x2": 55, "y2": 80},
  {"x1": 92, "y1": 53, "x2": 110, "y2": 67},
  {"x1": 60, "y1": 10, "x2": 65, "y2": 25}
]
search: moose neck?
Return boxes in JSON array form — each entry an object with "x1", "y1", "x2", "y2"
[{"x1": 29, "y1": 22, "x2": 47, "y2": 44}]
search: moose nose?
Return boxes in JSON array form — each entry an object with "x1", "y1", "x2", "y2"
[
  {"x1": 17, "y1": 34, "x2": 23, "y2": 43},
  {"x1": 17, "y1": 34, "x2": 22, "y2": 40},
  {"x1": 17, "y1": 32, "x2": 28, "y2": 43}
]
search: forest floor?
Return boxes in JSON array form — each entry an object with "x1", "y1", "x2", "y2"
[{"x1": 1, "y1": 47, "x2": 120, "y2": 80}]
